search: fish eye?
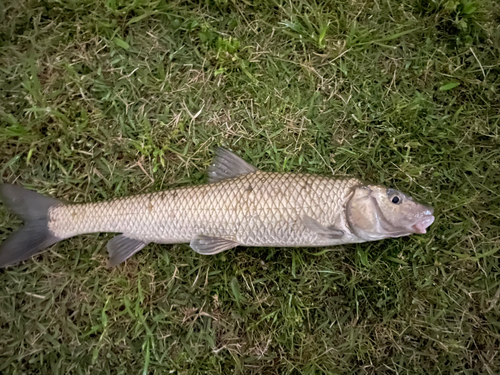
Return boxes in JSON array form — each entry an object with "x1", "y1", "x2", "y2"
[
  {"x1": 391, "y1": 196, "x2": 401, "y2": 204},
  {"x1": 386, "y1": 189, "x2": 403, "y2": 205}
]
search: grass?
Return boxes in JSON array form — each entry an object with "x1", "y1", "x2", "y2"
[{"x1": 0, "y1": 0, "x2": 499, "y2": 373}]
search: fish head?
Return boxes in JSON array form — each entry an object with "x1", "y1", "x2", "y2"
[{"x1": 346, "y1": 184, "x2": 434, "y2": 241}]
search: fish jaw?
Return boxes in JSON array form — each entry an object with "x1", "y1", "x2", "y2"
[{"x1": 412, "y1": 215, "x2": 435, "y2": 234}]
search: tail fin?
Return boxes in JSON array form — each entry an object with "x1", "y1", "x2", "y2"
[{"x1": 0, "y1": 184, "x2": 62, "y2": 268}]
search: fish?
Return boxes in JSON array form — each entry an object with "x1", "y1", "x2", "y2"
[{"x1": 0, "y1": 148, "x2": 435, "y2": 268}]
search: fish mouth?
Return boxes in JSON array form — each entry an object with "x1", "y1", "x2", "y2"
[{"x1": 412, "y1": 215, "x2": 435, "y2": 234}]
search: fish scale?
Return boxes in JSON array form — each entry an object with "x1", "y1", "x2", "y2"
[{"x1": 48, "y1": 172, "x2": 361, "y2": 247}]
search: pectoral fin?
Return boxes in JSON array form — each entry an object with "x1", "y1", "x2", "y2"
[
  {"x1": 190, "y1": 235, "x2": 239, "y2": 255},
  {"x1": 107, "y1": 235, "x2": 149, "y2": 267},
  {"x1": 302, "y1": 214, "x2": 344, "y2": 239}
]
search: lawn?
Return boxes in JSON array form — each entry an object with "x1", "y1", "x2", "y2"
[{"x1": 1, "y1": 0, "x2": 499, "y2": 373}]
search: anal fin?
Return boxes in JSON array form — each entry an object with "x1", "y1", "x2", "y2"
[
  {"x1": 190, "y1": 235, "x2": 239, "y2": 255},
  {"x1": 302, "y1": 214, "x2": 344, "y2": 239},
  {"x1": 107, "y1": 235, "x2": 149, "y2": 267}
]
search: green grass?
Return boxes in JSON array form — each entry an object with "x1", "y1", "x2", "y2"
[{"x1": 1, "y1": 0, "x2": 500, "y2": 373}]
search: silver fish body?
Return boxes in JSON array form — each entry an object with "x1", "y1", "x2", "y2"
[
  {"x1": 49, "y1": 172, "x2": 362, "y2": 247},
  {"x1": 0, "y1": 148, "x2": 435, "y2": 267}
]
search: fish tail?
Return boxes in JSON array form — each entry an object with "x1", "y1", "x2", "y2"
[{"x1": 0, "y1": 184, "x2": 62, "y2": 268}]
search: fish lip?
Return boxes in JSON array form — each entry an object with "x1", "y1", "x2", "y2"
[{"x1": 412, "y1": 215, "x2": 435, "y2": 234}]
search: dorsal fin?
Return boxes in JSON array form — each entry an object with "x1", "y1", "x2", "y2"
[{"x1": 208, "y1": 147, "x2": 259, "y2": 183}]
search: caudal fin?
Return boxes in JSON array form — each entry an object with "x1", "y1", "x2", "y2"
[{"x1": 0, "y1": 184, "x2": 62, "y2": 268}]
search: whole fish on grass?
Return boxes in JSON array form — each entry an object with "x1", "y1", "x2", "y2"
[{"x1": 0, "y1": 148, "x2": 435, "y2": 268}]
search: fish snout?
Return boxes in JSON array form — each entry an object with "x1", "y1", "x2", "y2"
[{"x1": 424, "y1": 205, "x2": 434, "y2": 216}]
